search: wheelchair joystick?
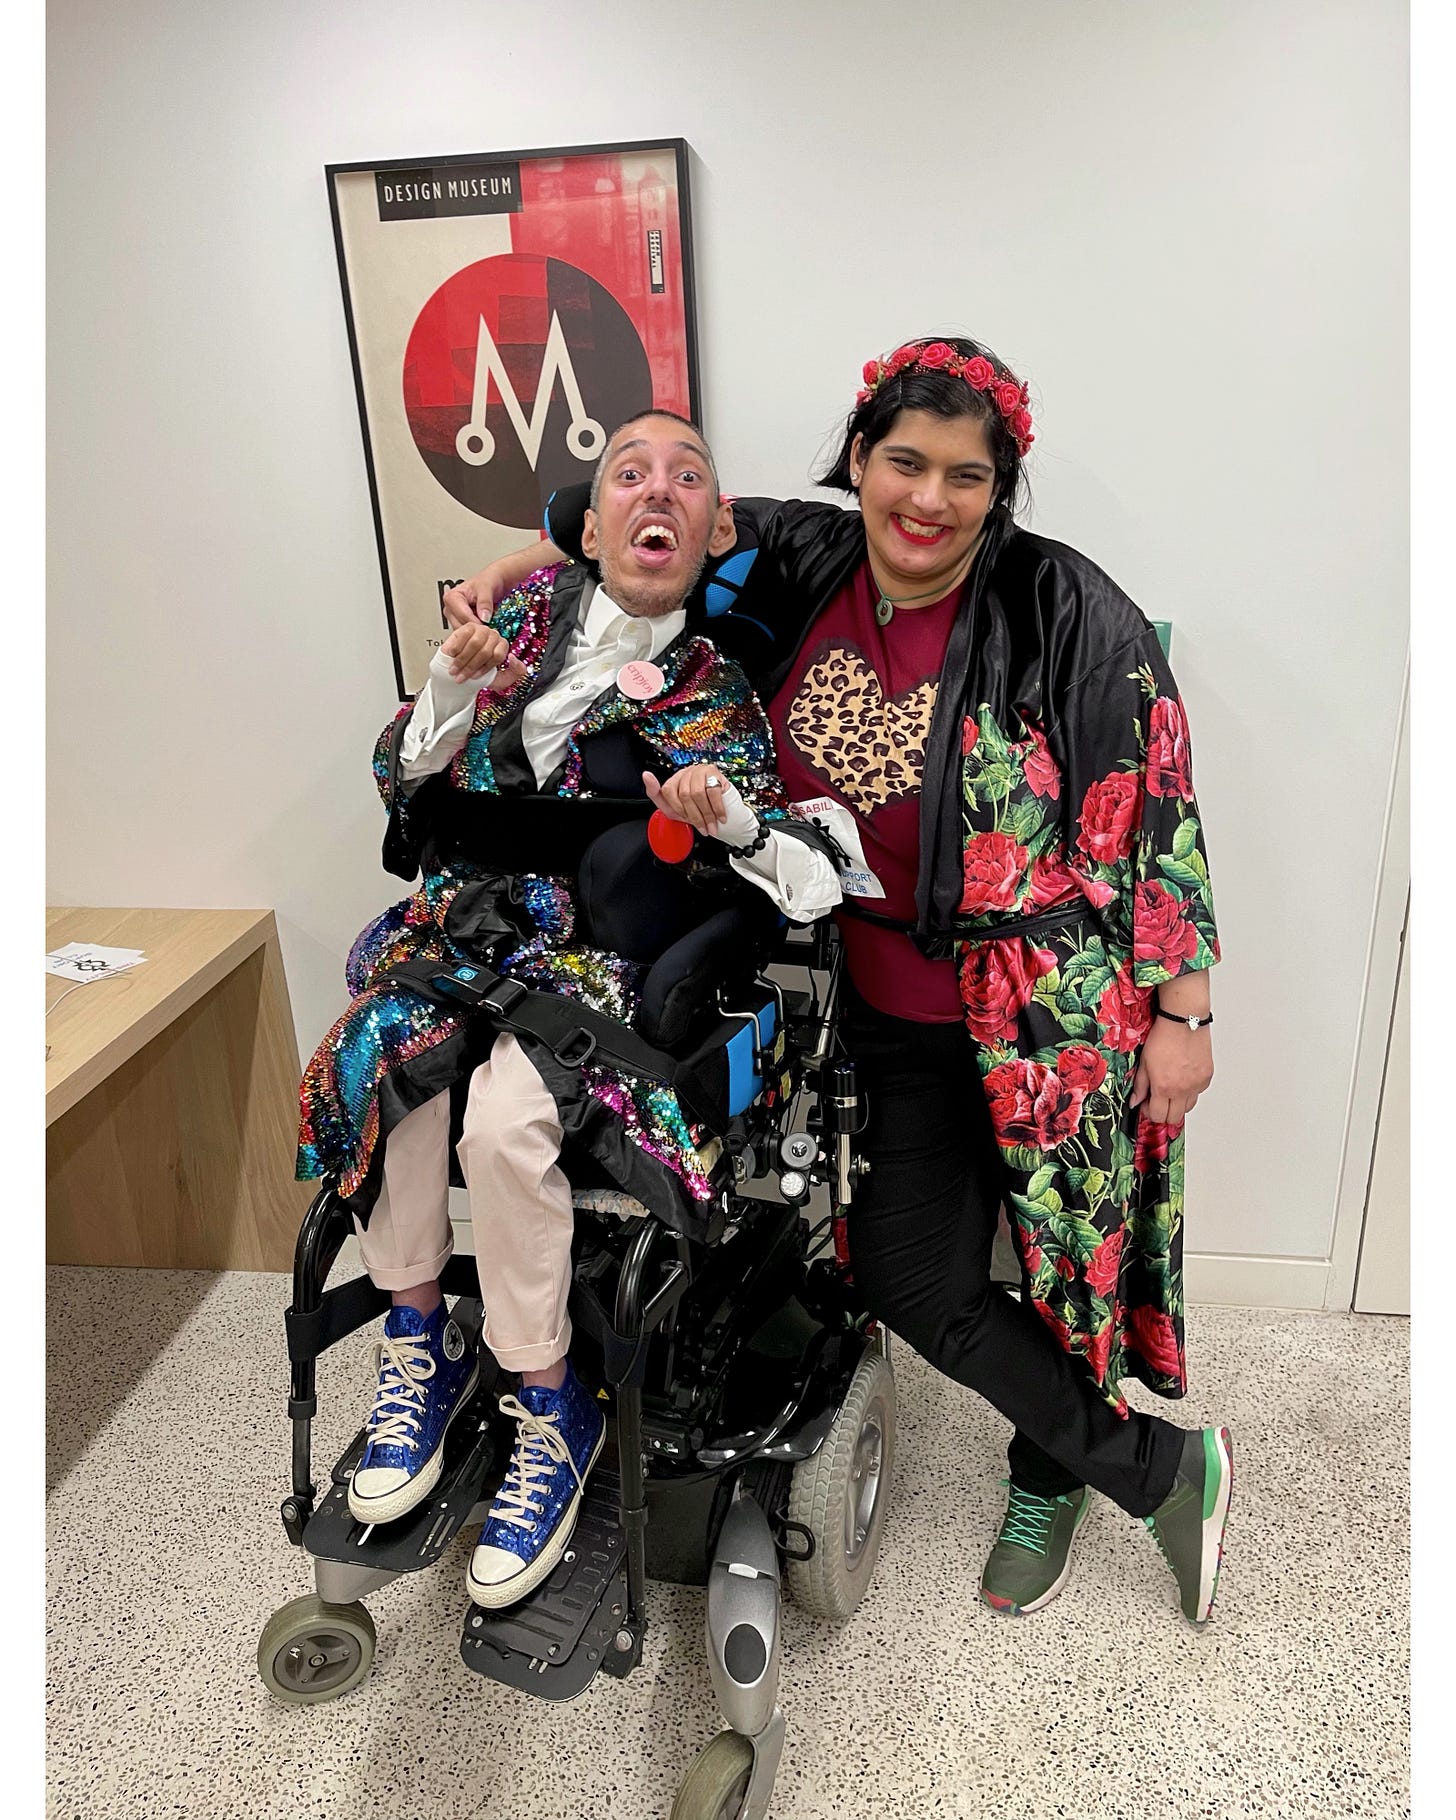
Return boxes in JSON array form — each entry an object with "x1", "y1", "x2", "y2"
[{"x1": 646, "y1": 809, "x2": 694, "y2": 865}]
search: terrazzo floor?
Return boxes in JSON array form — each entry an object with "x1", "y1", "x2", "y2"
[{"x1": 46, "y1": 1264, "x2": 1408, "y2": 1820}]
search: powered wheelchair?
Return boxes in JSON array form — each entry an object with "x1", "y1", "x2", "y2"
[{"x1": 259, "y1": 785, "x2": 894, "y2": 1820}]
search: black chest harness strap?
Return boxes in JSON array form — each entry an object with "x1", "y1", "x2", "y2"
[{"x1": 380, "y1": 955, "x2": 729, "y2": 1136}]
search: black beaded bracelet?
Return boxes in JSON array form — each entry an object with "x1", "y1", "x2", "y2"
[{"x1": 725, "y1": 818, "x2": 771, "y2": 858}]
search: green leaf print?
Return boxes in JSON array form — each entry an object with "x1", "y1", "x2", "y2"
[
  {"x1": 1191, "y1": 932, "x2": 1218, "y2": 968},
  {"x1": 1036, "y1": 965, "x2": 1062, "y2": 997},
  {"x1": 1056, "y1": 1013, "x2": 1100, "y2": 1041},
  {"x1": 1009, "y1": 1192, "x2": 1049, "y2": 1228},
  {"x1": 1064, "y1": 1166, "x2": 1090, "y2": 1194},
  {"x1": 1009, "y1": 798, "x2": 1045, "y2": 843},
  {"x1": 1026, "y1": 1166, "x2": 1060, "y2": 1201},
  {"x1": 1079, "y1": 965, "x2": 1115, "y2": 1005},
  {"x1": 1048, "y1": 1209, "x2": 1103, "y2": 1263},
  {"x1": 1056, "y1": 982, "x2": 1085, "y2": 1017},
  {"x1": 1172, "y1": 818, "x2": 1199, "y2": 862},
  {"x1": 1155, "y1": 858, "x2": 1204, "y2": 896},
  {"x1": 1131, "y1": 1201, "x2": 1173, "y2": 1253},
  {"x1": 977, "y1": 705, "x2": 1013, "y2": 764},
  {"x1": 977, "y1": 761, "x2": 1014, "y2": 801}
]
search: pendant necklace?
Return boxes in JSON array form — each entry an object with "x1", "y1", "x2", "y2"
[{"x1": 872, "y1": 552, "x2": 978, "y2": 626}]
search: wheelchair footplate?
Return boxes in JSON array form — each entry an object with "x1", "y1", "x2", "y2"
[
  {"x1": 459, "y1": 1462, "x2": 640, "y2": 1700},
  {"x1": 302, "y1": 1302, "x2": 505, "y2": 1575}
]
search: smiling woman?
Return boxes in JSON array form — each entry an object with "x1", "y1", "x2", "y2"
[{"x1": 447, "y1": 333, "x2": 1233, "y2": 1632}]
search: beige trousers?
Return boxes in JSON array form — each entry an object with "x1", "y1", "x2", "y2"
[{"x1": 352, "y1": 1032, "x2": 574, "y2": 1371}]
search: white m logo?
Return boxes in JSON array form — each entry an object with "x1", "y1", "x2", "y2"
[{"x1": 455, "y1": 312, "x2": 606, "y2": 469}]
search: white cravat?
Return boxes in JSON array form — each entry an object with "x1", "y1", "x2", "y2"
[{"x1": 395, "y1": 583, "x2": 839, "y2": 922}]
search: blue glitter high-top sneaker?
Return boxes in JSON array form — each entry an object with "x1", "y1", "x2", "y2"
[
  {"x1": 347, "y1": 1302, "x2": 480, "y2": 1526},
  {"x1": 466, "y1": 1364, "x2": 607, "y2": 1609}
]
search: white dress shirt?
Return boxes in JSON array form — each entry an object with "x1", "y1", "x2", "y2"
[{"x1": 397, "y1": 581, "x2": 840, "y2": 923}]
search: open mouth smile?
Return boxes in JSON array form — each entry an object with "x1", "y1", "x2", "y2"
[
  {"x1": 629, "y1": 520, "x2": 681, "y2": 569},
  {"x1": 891, "y1": 513, "x2": 952, "y2": 545}
]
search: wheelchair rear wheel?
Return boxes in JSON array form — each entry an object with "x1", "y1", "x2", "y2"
[
  {"x1": 786, "y1": 1346, "x2": 896, "y2": 1622},
  {"x1": 670, "y1": 1729, "x2": 754, "y2": 1820},
  {"x1": 257, "y1": 1594, "x2": 376, "y2": 1705}
]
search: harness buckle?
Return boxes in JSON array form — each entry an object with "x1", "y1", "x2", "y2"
[
  {"x1": 482, "y1": 978, "x2": 528, "y2": 1018},
  {"x1": 552, "y1": 1029, "x2": 598, "y2": 1068}
]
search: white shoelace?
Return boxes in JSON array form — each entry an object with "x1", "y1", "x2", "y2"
[
  {"x1": 365, "y1": 1332, "x2": 438, "y2": 1453},
  {"x1": 489, "y1": 1394, "x2": 585, "y2": 1533}
]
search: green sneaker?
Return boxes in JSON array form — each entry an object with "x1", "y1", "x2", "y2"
[
  {"x1": 980, "y1": 1482, "x2": 1092, "y2": 1616},
  {"x1": 1144, "y1": 1425, "x2": 1234, "y2": 1627}
]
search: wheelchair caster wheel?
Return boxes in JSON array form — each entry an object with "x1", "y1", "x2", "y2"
[
  {"x1": 257, "y1": 1594, "x2": 376, "y2": 1705},
  {"x1": 670, "y1": 1729, "x2": 754, "y2": 1820},
  {"x1": 786, "y1": 1347, "x2": 896, "y2": 1622}
]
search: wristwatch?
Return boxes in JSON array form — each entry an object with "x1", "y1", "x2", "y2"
[{"x1": 1154, "y1": 1007, "x2": 1214, "y2": 1031}]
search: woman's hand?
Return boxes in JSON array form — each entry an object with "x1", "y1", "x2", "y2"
[
  {"x1": 442, "y1": 566, "x2": 509, "y2": 631},
  {"x1": 442, "y1": 537, "x2": 567, "y2": 629},
  {"x1": 1130, "y1": 1018, "x2": 1214, "y2": 1126},
  {"x1": 643, "y1": 764, "x2": 737, "y2": 835}
]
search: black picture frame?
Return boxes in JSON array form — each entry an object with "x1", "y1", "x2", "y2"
[{"x1": 326, "y1": 139, "x2": 701, "y2": 698}]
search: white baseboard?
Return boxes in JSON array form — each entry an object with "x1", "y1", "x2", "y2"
[{"x1": 1183, "y1": 1251, "x2": 1330, "y2": 1310}]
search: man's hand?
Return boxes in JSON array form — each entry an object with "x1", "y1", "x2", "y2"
[
  {"x1": 440, "y1": 620, "x2": 510, "y2": 683},
  {"x1": 1129, "y1": 1018, "x2": 1214, "y2": 1126},
  {"x1": 643, "y1": 764, "x2": 737, "y2": 835}
]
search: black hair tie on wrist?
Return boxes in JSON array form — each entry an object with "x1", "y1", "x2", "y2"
[{"x1": 1153, "y1": 1007, "x2": 1214, "y2": 1031}]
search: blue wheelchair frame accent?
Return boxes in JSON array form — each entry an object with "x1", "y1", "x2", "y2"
[{"x1": 725, "y1": 998, "x2": 777, "y2": 1117}]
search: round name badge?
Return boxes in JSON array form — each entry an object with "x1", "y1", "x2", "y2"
[{"x1": 617, "y1": 659, "x2": 665, "y2": 701}]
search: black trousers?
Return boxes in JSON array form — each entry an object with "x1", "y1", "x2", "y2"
[{"x1": 842, "y1": 989, "x2": 1183, "y2": 1518}]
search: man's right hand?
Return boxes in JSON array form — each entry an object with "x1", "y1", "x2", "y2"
[{"x1": 440, "y1": 620, "x2": 510, "y2": 682}]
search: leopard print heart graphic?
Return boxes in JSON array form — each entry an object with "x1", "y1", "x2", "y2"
[{"x1": 785, "y1": 646, "x2": 938, "y2": 815}]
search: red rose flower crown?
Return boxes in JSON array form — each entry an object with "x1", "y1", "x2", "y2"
[{"x1": 856, "y1": 340, "x2": 1035, "y2": 458}]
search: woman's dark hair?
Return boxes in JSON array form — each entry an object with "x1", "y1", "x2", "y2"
[{"x1": 817, "y1": 334, "x2": 1031, "y2": 520}]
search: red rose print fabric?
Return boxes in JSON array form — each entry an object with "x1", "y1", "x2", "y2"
[{"x1": 952, "y1": 632, "x2": 1218, "y2": 1412}]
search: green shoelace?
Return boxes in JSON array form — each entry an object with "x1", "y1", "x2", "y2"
[{"x1": 998, "y1": 1482, "x2": 1062, "y2": 1555}]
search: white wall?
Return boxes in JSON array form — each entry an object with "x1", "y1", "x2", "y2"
[{"x1": 47, "y1": 1, "x2": 1408, "y2": 1294}]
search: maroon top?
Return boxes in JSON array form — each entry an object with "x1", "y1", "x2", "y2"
[{"x1": 768, "y1": 563, "x2": 964, "y2": 1023}]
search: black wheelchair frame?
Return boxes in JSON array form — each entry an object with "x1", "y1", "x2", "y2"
[{"x1": 261, "y1": 918, "x2": 893, "y2": 1820}]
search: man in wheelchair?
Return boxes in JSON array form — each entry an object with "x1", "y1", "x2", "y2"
[{"x1": 296, "y1": 410, "x2": 841, "y2": 1612}]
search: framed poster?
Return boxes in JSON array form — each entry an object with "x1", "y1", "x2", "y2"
[{"x1": 326, "y1": 140, "x2": 700, "y2": 698}]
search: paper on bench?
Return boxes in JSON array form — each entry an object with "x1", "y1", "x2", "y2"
[{"x1": 44, "y1": 943, "x2": 148, "y2": 984}]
